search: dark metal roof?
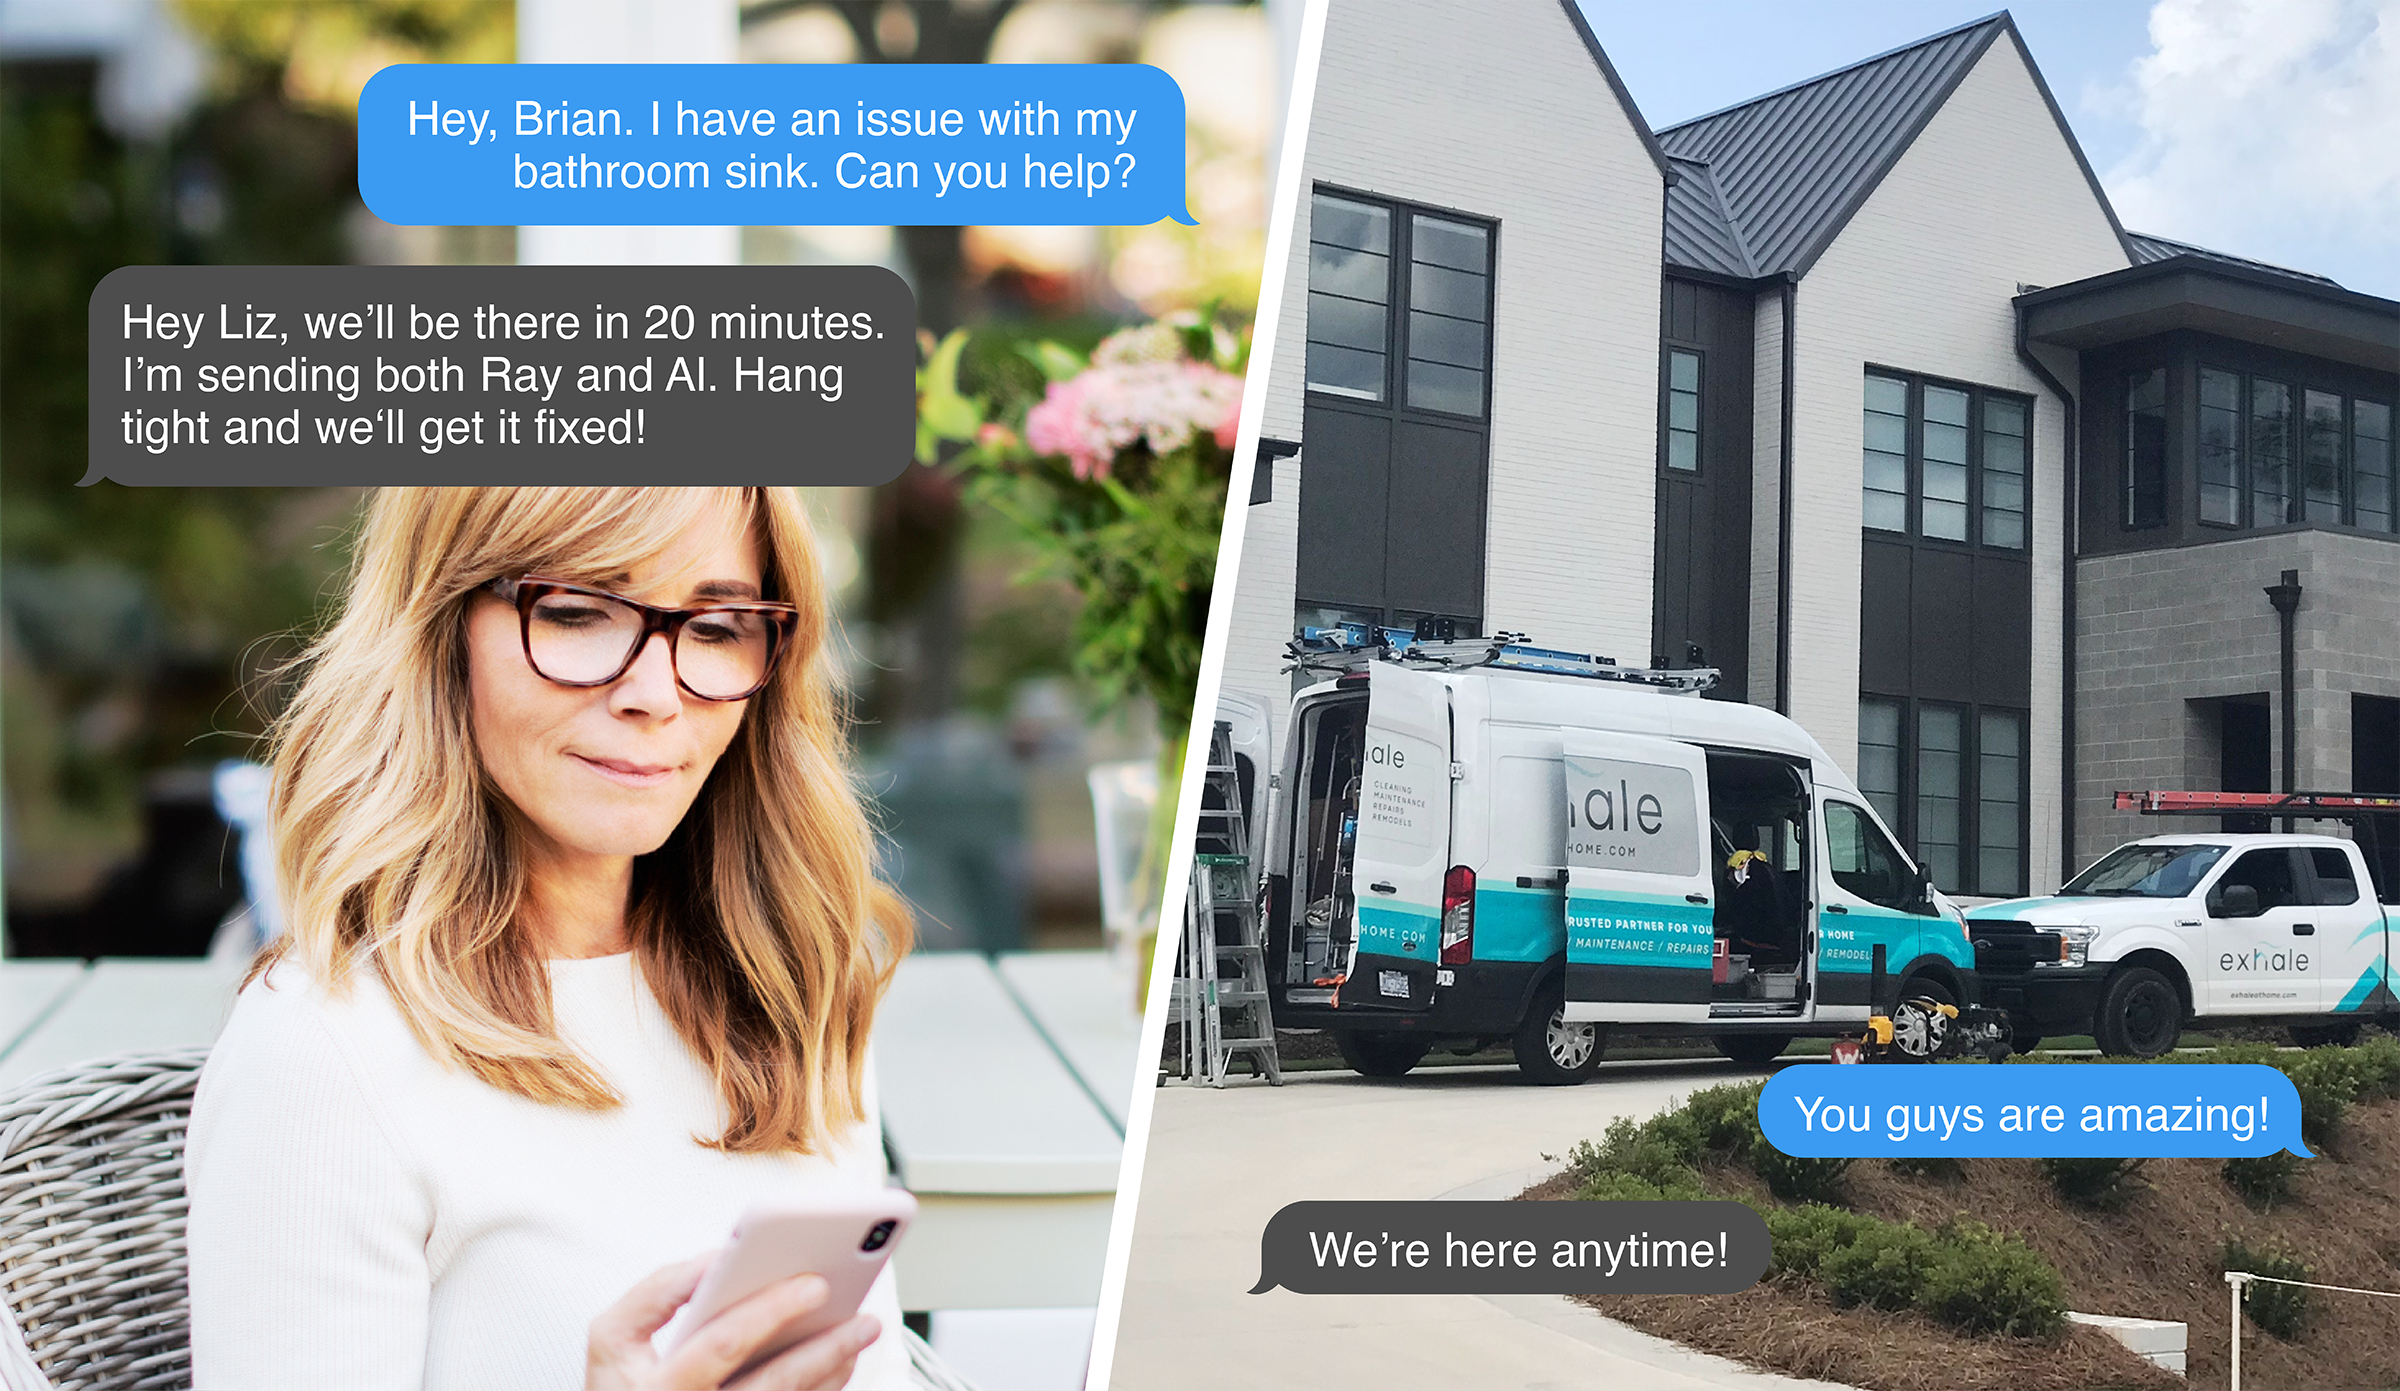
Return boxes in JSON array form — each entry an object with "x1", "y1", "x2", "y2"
[
  {"x1": 1654, "y1": 14, "x2": 2007, "y2": 278},
  {"x1": 2125, "y1": 231, "x2": 2342, "y2": 289},
  {"x1": 1662, "y1": 156, "x2": 1757, "y2": 278}
]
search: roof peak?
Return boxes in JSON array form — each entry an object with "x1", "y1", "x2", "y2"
[{"x1": 1655, "y1": 10, "x2": 2011, "y2": 136}]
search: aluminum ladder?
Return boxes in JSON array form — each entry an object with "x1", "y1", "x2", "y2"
[{"x1": 1173, "y1": 721, "x2": 1282, "y2": 1086}]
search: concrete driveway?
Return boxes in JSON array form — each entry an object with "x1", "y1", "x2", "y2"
[{"x1": 1103, "y1": 1057, "x2": 1860, "y2": 1391}]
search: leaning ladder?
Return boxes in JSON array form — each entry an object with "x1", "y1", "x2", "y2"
[{"x1": 1174, "y1": 722, "x2": 1282, "y2": 1086}]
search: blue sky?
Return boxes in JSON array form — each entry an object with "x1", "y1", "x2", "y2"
[{"x1": 1577, "y1": 0, "x2": 2398, "y2": 298}]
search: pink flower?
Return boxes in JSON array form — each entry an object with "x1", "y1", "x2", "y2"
[
  {"x1": 976, "y1": 422, "x2": 1019, "y2": 451},
  {"x1": 1024, "y1": 356, "x2": 1245, "y2": 482}
]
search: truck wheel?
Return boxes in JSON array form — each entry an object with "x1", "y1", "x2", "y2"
[
  {"x1": 1513, "y1": 987, "x2": 1603, "y2": 1085},
  {"x1": 2093, "y1": 966, "x2": 2182, "y2": 1057},
  {"x1": 1335, "y1": 1031, "x2": 1432, "y2": 1078},
  {"x1": 1712, "y1": 1034, "x2": 1791, "y2": 1066},
  {"x1": 2290, "y1": 1021, "x2": 2363, "y2": 1049}
]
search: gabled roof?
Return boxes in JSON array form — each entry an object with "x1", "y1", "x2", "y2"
[
  {"x1": 2125, "y1": 231, "x2": 2342, "y2": 289},
  {"x1": 1653, "y1": 12, "x2": 2133, "y2": 280},
  {"x1": 1555, "y1": 0, "x2": 1675, "y2": 182},
  {"x1": 1663, "y1": 155, "x2": 1758, "y2": 279}
]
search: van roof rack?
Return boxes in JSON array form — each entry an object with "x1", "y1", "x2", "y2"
[{"x1": 1284, "y1": 622, "x2": 1719, "y2": 694}]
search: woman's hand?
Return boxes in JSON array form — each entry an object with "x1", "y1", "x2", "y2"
[{"x1": 587, "y1": 1256, "x2": 883, "y2": 1391}]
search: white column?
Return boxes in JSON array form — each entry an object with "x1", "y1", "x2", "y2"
[{"x1": 516, "y1": 0, "x2": 739, "y2": 266}]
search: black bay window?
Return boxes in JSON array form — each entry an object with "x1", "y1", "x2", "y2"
[
  {"x1": 2186, "y1": 364, "x2": 2393, "y2": 534},
  {"x1": 1296, "y1": 188, "x2": 1496, "y2": 637}
]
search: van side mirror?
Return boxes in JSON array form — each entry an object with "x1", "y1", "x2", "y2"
[
  {"x1": 1910, "y1": 864, "x2": 1936, "y2": 915},
  {"x1": 2211, "y1": 883, "x2": 2262, "y2": 918}
]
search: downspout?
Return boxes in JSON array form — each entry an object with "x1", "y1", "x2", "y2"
[
  {"x1": 2266, "y1": 569, "x2": 2303, "y2": 833},
  {"x1": 1775, "y1": 273, "x2": 1797, "y2": 715},
  {"x1": 2013, "y1": 305, "x2": 2078, "y2": 877}
]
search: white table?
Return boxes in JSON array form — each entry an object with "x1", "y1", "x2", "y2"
[{"x1": 872, "y1": 951, "x2": 1135, "y2": 1311}]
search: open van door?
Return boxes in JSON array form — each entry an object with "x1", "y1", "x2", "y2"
[
  {"x1": 1334, "y1": 662, "x2": 1453, "y2": 1012},
  {"x1": 1560, "y1": 732, "x2": 1715, "y2": 1024}
]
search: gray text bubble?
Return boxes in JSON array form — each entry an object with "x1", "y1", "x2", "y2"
[
  {"x1": 1248, "y1": 1201, "x2": 1768, "y2": 1295},
  {"x1": 87, "y1": 264, "x2": 914, "y2": 486}
]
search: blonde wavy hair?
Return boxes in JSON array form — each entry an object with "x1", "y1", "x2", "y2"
[{"x1": 259, "y1": 488, "x2": 909, "y2": 1154}]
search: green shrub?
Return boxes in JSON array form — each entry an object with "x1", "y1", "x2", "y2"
[
  {"x1": 2346, "y1": 1034, "x2": 2400, "y2": 1100},
  {"x1": 1820, "y1": 1222, "x2": 1939, "y2": 1312},
  {"x1": 2281, "y1": 1047, "x2": 2360, "y2": 1144},
  {"x1": 1752, "y1": 1143, "x2": 1852, "y2": 1204},
  {"x1": 1918, "y1": 1219, "x2": 2068, "y2": 1338},
  {"x1": 2224, "y1": 1237, "x2": 2313, "y2": 1341},
  {"x1": 1574, "y1": 1114, "x2": 1704, "y2": 1190},
  {"x1": 1888, "y1": 1155, "x2": 1964, "y2": 1182},
  {"x1": 1682, "y1": 1080, "x2": 1766, "y2": 1156},
  {"x1": 2038, "y1": 1156, "x2": 2146, "y2": 1210},
  {"x1": 1763, "y1": 1204, "x2": 1877, "y2": 1278},
  {"x1": 2222, "y1": 1152, "x2": 2301, "y2": 1208},
  {"x1": 1576, "y1": 1168, "x2": 1706, "y2": 1202}
]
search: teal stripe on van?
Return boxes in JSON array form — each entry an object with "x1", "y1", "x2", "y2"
[
  {"x1": 1471, "y1": 885, "x2": 1563, "y2": 964},
  {"x1": 1357, "y1": 901, "x2": 1439, "y2": 961},
  {"x1": 1563, "y1": 892, "x2": 1714, "y2": 971}
]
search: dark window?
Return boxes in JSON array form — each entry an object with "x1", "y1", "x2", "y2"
[
  {"x1": 2125, "y1": 367, "x2": 2168, "y2": 528},
  {"x1": 2193, "y1": 367, "x2": 2392, "y2": 534},
  {"x1": 1824, "y1": 801, "x2": 1913, "y2": 911},
  {"x1": 2215, "y1": 848, "x2": 2302, "y2": 911},
  {"x1": 2357, "y1": 400, "x2": 2394, "y2": 532},
  {"x1": 1857, "y1": 695, "x2": 2027, "y2": 896},
  {"x1": 2307, "y1": 847, "x2": 2360, "y2": 906},
  {"x1": 1664, "y1": 348, "x2": 1700, "y2": 472},
  {"x1": 1297, "y1": 187, "x2": 1496, "y2": 636},
  {"x1": 1861, "y1": 371, "x2": 2031, "y2": 549}
]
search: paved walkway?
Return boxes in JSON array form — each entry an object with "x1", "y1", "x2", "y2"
[{"x1": 1106, "y1": 1058, "x2": 1861, "y2": 1391}]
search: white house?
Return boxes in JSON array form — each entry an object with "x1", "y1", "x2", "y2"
[{"x1": 1220, "y1": 1, "x2": 2400, "y2": 896}]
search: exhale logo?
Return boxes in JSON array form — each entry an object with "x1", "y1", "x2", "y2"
[
  {"x1": 1568, "y1": 781, "x2": 1666, "y2": 835},
  {"x1": 2221, "y1": 946, "x2": 2310, "y2": 974}
]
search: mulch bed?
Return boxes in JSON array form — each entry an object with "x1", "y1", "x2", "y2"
[{"x1": 1523, "y1": 1097, "x2": 2400, "y2": 1391}]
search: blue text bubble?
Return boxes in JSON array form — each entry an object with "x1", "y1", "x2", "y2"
[
  {"x1": 1757, "y1": 1064, "x2": 2310, "y2": 1158},
  {"x1": 359, "y1": 64, "x2": 1192, "y2": 227}
]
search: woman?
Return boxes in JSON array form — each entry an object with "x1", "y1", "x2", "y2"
[{"x1": 186, "y1": 488, "x2": 915, "y2": 1391}]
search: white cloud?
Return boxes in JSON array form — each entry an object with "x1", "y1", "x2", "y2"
[{"x1": 2102, "y1": 0, "x2": 2400, "y2": 288}]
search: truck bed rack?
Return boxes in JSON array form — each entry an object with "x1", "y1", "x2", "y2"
[{"x1": 1284, "y1": 623, "x2": 1719, "y2": 694}]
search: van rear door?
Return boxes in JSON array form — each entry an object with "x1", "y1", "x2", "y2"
[
  {"x1": 1334, "y1": 662, "x2": 1453, "y2": 1012},
  {"x1": 1560, "y1": 733, "x2": 1715, "y2": 1024}
]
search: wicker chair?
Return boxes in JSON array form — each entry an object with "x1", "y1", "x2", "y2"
[{"x1": 0, "y1": 1050, "x2": 977, "y2": 1391}]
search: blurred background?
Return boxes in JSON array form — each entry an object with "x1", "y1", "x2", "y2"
[{"x1": 0, "y1": 0, "x2": 1277, "y2": 962}]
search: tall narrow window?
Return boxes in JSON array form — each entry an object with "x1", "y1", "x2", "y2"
[
  {"x1": 1404, "y1": 214, "x2": 1490, "y2": 417},
  {"x1": 1305, "y1": 194, "x2": 1391, "y2": 401},
  {"x1": 1916, "y1": 705, "x2": 1964, "y2": 891},
  {"x1": 2199, "y1": 368, "x2": 2242, "y2": 526},
  {"x1": 1977, "y1": 710, "x2": 2024, "y2": 896},
  {"x1": 1921, "y1": 386, "x2": 1970, "y2": 541},
  {"x1": 2250, "y1": 380, "x2": 2293, "y2": 526},
  {"x1": 2358, "y1": 400, "x2": 2394, "y2": 533},
  {"x1": 1863, "y1": 374, "x2": 1909, "y2": 532},
  {"x1": 2124, "y1": 368, "x2": 2168, "y2": 528},
  {"x1": 1664, "y1": 349, "x2": 1700, "y2": 472},
  {"x1": 2304, "y1": 389, "x2": 2345, "y2": 525},
  {"x1": 1857, "y1": 697, "x2": 1904, "y2": 834},
  {"x1": 1981, "y1": 397, "x2": 2027, "y2": 549}
]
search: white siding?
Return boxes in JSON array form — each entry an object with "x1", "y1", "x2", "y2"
[
  {"x1": 1786, "y1": 33, "x2": 2128, "y2": 893},
  {"x1": 1213, "y1": 0, "x2": 1666, "y2": 751}
]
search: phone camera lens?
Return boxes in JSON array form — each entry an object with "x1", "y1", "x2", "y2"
[{"x1": 861, "y1": 1220, "x2": 896, "y2": 1252}]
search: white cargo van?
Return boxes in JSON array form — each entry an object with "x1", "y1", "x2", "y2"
[{"x1": 1254, "y1": 630, "x2": 1979, "y2": 1083}]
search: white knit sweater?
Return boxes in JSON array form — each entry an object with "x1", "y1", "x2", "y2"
[{"x1": 185, "y1": 954, "x2": 909, "y2": 1391}]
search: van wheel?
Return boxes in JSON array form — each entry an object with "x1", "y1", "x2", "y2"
[
  {"x1": 2290, "y1": 1021, "x2": 2362, "y2": 1049},
  {"x1": 2094, "y1": 966, "x2": 2182, "y2": 1057},
  {"x1": 1335, "y1": 1031, "x2": 1432, "y2": 1078},
  {"x1": 1513, "y1": 988, "x2": 1603, "y2": 1085},
  {"x1": 1712, "y1": 1034, "x2": 1790, "y2": 1066}
]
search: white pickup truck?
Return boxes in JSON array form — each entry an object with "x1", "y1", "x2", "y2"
[{"x1": 1964, "y1": 833, "x2": 2397, "y2": 1056}]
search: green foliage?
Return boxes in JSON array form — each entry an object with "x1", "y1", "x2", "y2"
[
  {"x1": 1752, "y1": 1144, "x2": 1852, "y2": 1205},
  {"x1": 1683, "y1": 1080, "x2": 1767, "y2": 1156},
  {"x1": 1917, "y1": 1218, "x2": 2069, "y2": 1338},
  {"x1": 1819, "y1": 1222, "x2": 1940, "y2": 1312},
  {"x1": 2224, "y1": 1237, "x2": 2314, "y2": 1341},
  {"x1": 2037, "y1": 1156, "x2": 2147, "y2": 1210},
  {"x1": 1576, "y1": 1169, "x2": 1707, "y2": 1203},
  {"x1": 2222, "y1": 1152, "x2": 2301, "y2": 1208},
  {"x1": 1763, "y1": 1204, "x2": 1877, "y2": 1278},
  {"x1": 2281, "y1": 1047, "x2": 2361, "y2": 1144}
]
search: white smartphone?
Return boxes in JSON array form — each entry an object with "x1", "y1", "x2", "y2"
[{"x1": 660, "y1": 1189, "x2": 916, "y2": 1380}]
